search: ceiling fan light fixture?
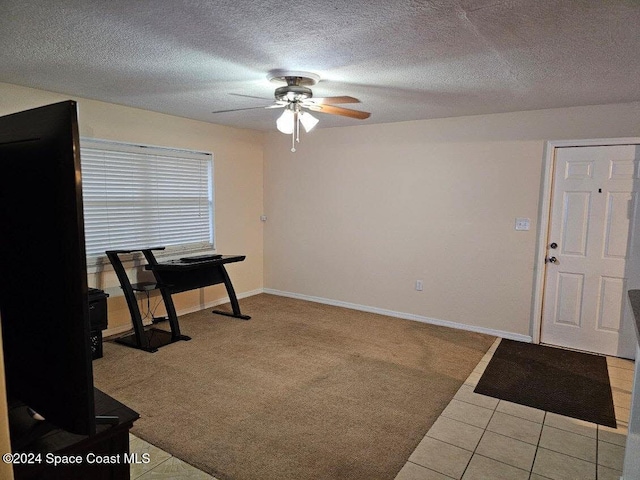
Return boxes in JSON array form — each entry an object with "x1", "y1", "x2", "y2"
[
  {"x1": 276, "y1": 108, "x2": 295, "y2": 134},
  {"x1": 299, "y1": 111, "x2": 319, "y2": 132}
]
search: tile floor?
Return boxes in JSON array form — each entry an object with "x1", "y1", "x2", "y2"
[
  {"x1": 128, "y1": 337, "x2": 634, "y2": 479},
  {"x1": 129, "y1": 434, "x2": 216, "y2": 479},
  {"x1": 394, "y1": 338, "x2": 634, "y2": 480}
]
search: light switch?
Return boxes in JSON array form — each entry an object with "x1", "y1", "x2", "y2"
[{"x1": 515, "y1": 218, "x2": 530, "y2": 231}]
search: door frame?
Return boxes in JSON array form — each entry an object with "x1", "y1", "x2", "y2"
[{"x1": 531, "y1": 137, "x2": 640, "y2": 345}]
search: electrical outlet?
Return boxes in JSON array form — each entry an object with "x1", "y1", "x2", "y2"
[{"x1": 415, "y1": 280, "x2": 423, "y2": 291}]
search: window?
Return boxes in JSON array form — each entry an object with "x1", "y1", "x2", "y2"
[{"x1": 80, "y1": 138, "x2": 214, "y2": 259}]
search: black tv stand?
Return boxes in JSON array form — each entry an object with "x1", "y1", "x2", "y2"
[
  {"x1": 9, "y1": 389, "x2": 139, "y2": 480},
  {"x1": 95, "y1": 415, "x2": 120, "y2": 426},
  {"x1": 9, "y1": 416, "x2": 56, "y2": 452}
]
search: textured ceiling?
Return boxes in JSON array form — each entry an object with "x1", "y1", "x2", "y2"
[{"x1": 1, "y1": 1, "x2": 640, "y2": 131}]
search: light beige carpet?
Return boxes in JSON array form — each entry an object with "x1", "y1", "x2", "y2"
[{"x1": 93, "y1": 294, "x2": 495, "y2": 480}]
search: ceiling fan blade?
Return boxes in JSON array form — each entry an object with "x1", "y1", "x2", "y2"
[
  {"x1": 306, "y1": 104, "x2": 371, "y2": 119},
  {"x1": 229, "y1": 93, "x2": 274, "y2": 101},
  {"x1": 306, "y1": 96, "x2": 360, "y2": 105},
  {"x1": 211, "y1": 105, "x2": 273, "y2": 114}
]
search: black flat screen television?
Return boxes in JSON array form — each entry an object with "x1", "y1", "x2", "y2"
[{"x1": 0, "y1": 100, "x2": 96, "y2": 436}]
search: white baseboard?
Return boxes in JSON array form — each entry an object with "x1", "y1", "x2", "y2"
[
  {"x1": 177, "y1": 288, "x2": 264, "y2": 316},
  {"x1": 263, "y1": 288, "x2": 532, "y2": 343},
  {"x1": 105, "y1": 287, "x2": 532, "y2": 344}
]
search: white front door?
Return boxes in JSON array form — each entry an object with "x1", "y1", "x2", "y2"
[{"x1": 541, "y1": 145, "x2": 639, "y2": 356}]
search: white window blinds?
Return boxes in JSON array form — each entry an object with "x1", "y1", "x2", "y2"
[{"x1": 80, "y1": 139, "x2": 214, "y2": 258}]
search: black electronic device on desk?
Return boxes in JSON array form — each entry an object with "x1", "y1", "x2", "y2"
[
  {"x1": 179, "y1": 253, "x2": 223, "y2": 262},
  {"x1": 106, "y1": 247, "x2": 249, "y2": 353}
]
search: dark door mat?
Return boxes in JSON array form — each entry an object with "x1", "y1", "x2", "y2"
[{"x1": 474, "y1": 339, "x2": 617, "y2": 428}]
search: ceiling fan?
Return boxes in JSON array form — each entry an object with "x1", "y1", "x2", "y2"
[{"x1": 212, "y1": 70, "x2": 371, "y2": 152}]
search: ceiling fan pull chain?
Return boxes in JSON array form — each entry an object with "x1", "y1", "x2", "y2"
[{"x1": 290, "y1": 108, "x2": 299, "y2": 152}]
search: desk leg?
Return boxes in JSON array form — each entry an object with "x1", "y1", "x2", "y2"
[
  {"x1": 116, "y1": 283, "x2": 156, "y2": 352},
  {"x1": 157, "y1": 287, "x2": 192, "y2": 341},
  {"x1": 107, "y1": 252, "x2": 157, "y2": 353},
  {"x1": 212, "y1": 265, "x2": 251, "y2": 320}
]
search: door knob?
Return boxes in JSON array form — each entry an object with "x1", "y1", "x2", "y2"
[{"x1": 547, "y1": 256, "x2": 558, "y2": 264}]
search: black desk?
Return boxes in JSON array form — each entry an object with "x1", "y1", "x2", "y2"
[
  {"x1": 106, "y1": 248, "x2": 249, "y2": 353},
  {"x1": 143, "y1": 249, "x2": 250, "y2": 320}
]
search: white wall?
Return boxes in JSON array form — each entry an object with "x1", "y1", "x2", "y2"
[{"x1": 263, "y1": 102, "x2": 640, "y2": 339}]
